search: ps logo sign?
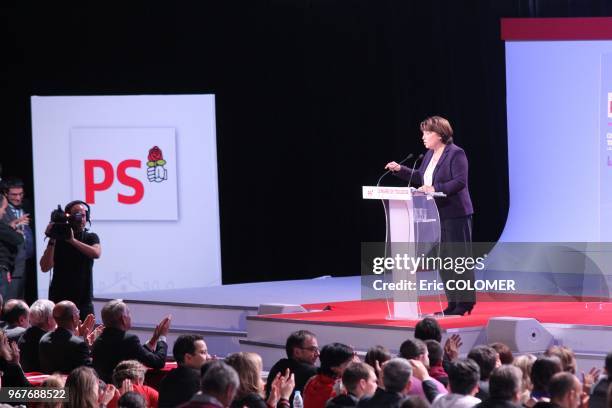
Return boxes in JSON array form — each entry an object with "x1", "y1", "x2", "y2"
[{"x1": 71, "y1": 128, "x2": 178, "y2": 220}]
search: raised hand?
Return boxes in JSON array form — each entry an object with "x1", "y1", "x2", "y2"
[
  {"x1": 444, "y1": 333, "x2": 463, "y2": 361},
  {"x1": 120, "y1": 378, "x2": 134, "y2": 395},
  {"x1": 99, "y1": 384, "x2": 117, "y2": 406},
  {"x1": 148, "y1": 315, "x2": 171, "y2": 348},
  {"x1": 582, "y1": 367, "x2": 601, "y2": 394},
  {"x1": 409, "y1": 359, "x2": 431, "y2": 381},
  {"x1": 77, "y1": 314, "x2": 96, "y2": 338}
]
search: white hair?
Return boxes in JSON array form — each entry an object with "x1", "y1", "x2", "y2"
[{"x1": 29, "y1": 299, "x2": 55, "y2": 328}]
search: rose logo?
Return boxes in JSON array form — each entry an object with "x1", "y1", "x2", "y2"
[{"x1": 146, "y1": 146, "x2": 168, "y2": 183}]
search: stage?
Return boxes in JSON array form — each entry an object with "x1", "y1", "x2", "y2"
[{"x1": 93, "y1": 276, "x2": 612, "y2": 371}]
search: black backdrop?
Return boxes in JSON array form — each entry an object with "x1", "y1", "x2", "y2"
[{"x1": 1, "y1": 1, "x2": 611, "y2": 291}]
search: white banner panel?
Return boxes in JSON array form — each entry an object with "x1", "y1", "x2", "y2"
[{"x1": 31, "y1": 95, "x2": 221, "y2": 297}]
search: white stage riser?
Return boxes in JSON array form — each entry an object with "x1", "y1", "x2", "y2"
[{"x1": 545, "y1": 324, "x2": 612, "y2": 354}]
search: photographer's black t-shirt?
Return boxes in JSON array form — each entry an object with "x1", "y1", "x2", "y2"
[{"x1": 49, "y1": 230, "x2": 100, "y2": 308}]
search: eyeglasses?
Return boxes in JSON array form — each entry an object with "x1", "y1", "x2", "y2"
[{"x1": 299, "y1": 346, "x2": 320, "y2": 353}]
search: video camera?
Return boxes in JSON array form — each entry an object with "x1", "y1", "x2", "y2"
[{"x1": 46, "y1": 204, "x2": 84, "y2": 240}]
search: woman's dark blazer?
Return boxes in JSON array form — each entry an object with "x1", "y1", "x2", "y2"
[{"x1": 395, "y1": 143, "x2": 473, "y2": 220}]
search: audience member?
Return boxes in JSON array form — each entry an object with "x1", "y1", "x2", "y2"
[
  {"x1": 468, "y1": 345, "x2": 500, "y2": 401},
  {"x1": 178, "y1": 360, "x2": 240, "y2": 408},
  {"x1": 357, "y1": 358, "x2": 414, "y2": 408},
  {"x1": 415, "y1": 318, "x2": 443, "y2": 343},
  {"x1": 92, "y1": 299, "x2": 170, "y2": 383},
  {"x1": 399, "y1": 339, "x2": 447, "y2": 398},
  {"x1": 117, "y1": 392, "x2": 146, "y2": 408},
  {"x1": 533, "y1": 372, "x2": 584, "y2": 408},
  {"x1": 159, "y1": 334, "x2": 211, "y2": 407},
  {"x1": 266, "y1": 330, "x2": 319, "y2": 400},
  {"x1": 327, "y1": 362, "x2": 378, "y2": 408},
  {"x1": 35, "y1": 374, "x2": 66, "y2": 408},
  {"x1": 426, "y1": 340, "x2": 448, "y2": 387},
  {"x1": 530, "y1": 356, "x2": 563, "y2": 401},
  {"x1": 1, "y1": 177, "x2": 34, "y2": 301},
  {"x1": 431, "y1": 359, "x2": 481, "y2": 408},
  {"x1": 545, "y1": 346, "x2": 577, "y2": 375},
  {"x1": 0, "y1": 194, "x2": 24, "y2": 301},
  {"x1": 589, "y1": 351, "x2": 612, "y2": 408},
  {"x1": 512, "y1": 354, "x2": 537, "y2": 405},
  {"x1": 364, "y1": 345, "x2": 391, "y2": 380},
  {"x1": 109, "y1": 360, "x2": 159, "y2": 408},
  {"x1": 226, "y1": 351, "x2": 294, "y2": 408},
  {"x1": 3, "y1": 298, "x2": 30, "y2": 342},
  {"x1": 400, "y1": 396, "x2": 431, "y2": 408},
  {"x1": 475, "y1": 365, "x2": 523, "y2": 408},
  {"x1": 0, "y1": 328, "x2": 30, "y2": 387},
  {"x1": 18, "y1": 298, "x2": 55, "y2": 372},
  {"x1": 304, "y1": 342, "x2": 356, "y2": 408},
  {"x1": 65, "y1": 366, "x2": 115, "y2": 408},
  {"x1": 490, "y1": 343, "x2": 514, "y2": 365},
  {"x1": 39, "y1": 300, "x2": 91, "y2": 374}
]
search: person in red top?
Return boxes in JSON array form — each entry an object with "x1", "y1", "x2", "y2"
[
  {"x1": 107, "y1": 360, "x2": 159, "y2": 408},
  {"x1": 303, "y1": 343, "x2": 356, "y2": 408},
  {"x1": 426, "y1": 340, "x2": 449, "y2": 387}
]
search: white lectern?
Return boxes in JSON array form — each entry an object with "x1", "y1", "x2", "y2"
[{"x1": 363, "y1": 186, "x2": 442, "y2": 319}]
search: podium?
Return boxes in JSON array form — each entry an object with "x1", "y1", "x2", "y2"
[{"x1": 363, "y1": 186, "x2": 442, "y2": 319}]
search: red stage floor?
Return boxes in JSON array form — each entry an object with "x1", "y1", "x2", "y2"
[{"x1": 274, "y1": 295, "x2": 612, "y2": 329}]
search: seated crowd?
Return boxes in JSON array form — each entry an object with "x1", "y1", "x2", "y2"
[{"x1": 0, "y1": 297, "x2": 610, "y2": 408}]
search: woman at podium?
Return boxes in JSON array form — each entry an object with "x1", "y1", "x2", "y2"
[{"x1": 385, "y1": 116, "x2": 475, "y2": 316}]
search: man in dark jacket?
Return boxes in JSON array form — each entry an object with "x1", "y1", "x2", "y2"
[
  {"x1": 159, "y1": 334, "x2": 211, "y2": 407},
  {"x1": 266, "y1": 330, "x2": 319, "y2": 401},
  {"x1": 39, "y1": 300, "x2": 91, "y2": 374},
  {"x1": 475, "y1": 365, "x2": 523, "y2": 408},
  {"x1": 92, "y1": 299, "x2": 170, "y2": 383},
  {"x1": 357, "y1": 358, "x2": 413, "y2": 408},
  {"x1": 468, "y1": 345, "x2": 500, "y2": 401},
  {"x1": 532, "y1": 372, "x2": 583, "y2": 408},
  {"x1": 0, "y1": 194, "x2": 24, "y2": 300},
  {"x1": 18, "y1": 299, "x2": 56, "y2": 372},
  {"x1": 178, "y1": 361, "x2": 239, "y2": 408},
  {"x1": 327, "y1": 362, "x2": 378, "y2": 407},
  {"x1": 3, "y1": 299, "x2": 30, "y2": 343}
]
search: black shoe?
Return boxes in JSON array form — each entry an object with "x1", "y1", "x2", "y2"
[
  {"x1": 434, "y1": 302, "x2": 457, "y2": 316},
  {"x1": 446, "y1": 302, "x2": 475, "y2": 316}
]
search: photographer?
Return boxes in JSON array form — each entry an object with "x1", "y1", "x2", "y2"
[
  {"x1": 0, "y1": 194, "x2": 24, "y2": 299},
  {"x1": 40, "y1": 201, "x2": 101, "y2": 321}
]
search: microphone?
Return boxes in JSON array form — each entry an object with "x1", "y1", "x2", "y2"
[
  {"x1": 407, "y1": 154, "x2": 424, "y2": 188},
  {"x1": 377, "y1": 153, "x2": 414, "y2": 187}
]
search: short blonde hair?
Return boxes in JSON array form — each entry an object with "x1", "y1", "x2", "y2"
[
  {"x1": 112, "y1": 360, "x2": 146, "y2": 386},
  {"x1": 545, "y1": 346, "x2": 576, "y2": 374}
]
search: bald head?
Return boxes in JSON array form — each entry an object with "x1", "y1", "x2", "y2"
[
  {"x1": 53, "y1": 301, "x2": 79, "y2": 329},
  {"x1": 4, "y1": 299, "x2": 30, "y2": 328}
]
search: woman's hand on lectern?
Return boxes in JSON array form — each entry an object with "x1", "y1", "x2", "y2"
[
  {"x1": 385, "y1": 161, "x2": 401, "y2": 172},
  {"x1": 418, "y1": 185, "x2": 435, "y2": 194}
]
